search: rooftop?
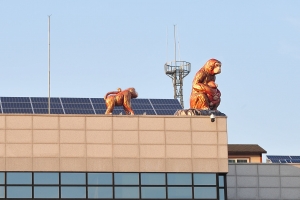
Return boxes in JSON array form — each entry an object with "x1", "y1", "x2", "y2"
[{"x1": 228, "y1": 144, "x2": 267, "y2": 154}]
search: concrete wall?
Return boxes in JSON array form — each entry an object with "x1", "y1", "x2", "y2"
[
  {"x1": 0, "y1": 114, "x2": 228, "y2": 172},
  {"x1": 228, "y1": 164, "x2": 300, "y2": 200}
]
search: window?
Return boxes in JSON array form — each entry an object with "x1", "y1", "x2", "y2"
[
  {"x1": 0, "y1": 172, "x2": 227, "y2": 199},
  {"x1": 228, "y1": 158, "x2": 249, "y2": 163}
]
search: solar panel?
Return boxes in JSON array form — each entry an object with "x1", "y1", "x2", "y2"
[
  {"x1": 1, "y1": 97, "x2": 30, "y2": 103},
  {"x1": 152, "y1": 104, "x2": 182, "y2": 110},
  {"x1": 149, "y1": 99, "x2": 181, "y2": 105},
  {"x1": 31, "y1": 97, "x2": 61, "y2": 103},
  {"x1": 267, "y1": 155, "x2": 300, "y2": 164},
  {"x1": 267, "y1": 156, "x2": 291, "y2": 160},
  {"x1": 0, "y1": 97, "x2": 183, "y2": 115},
  {"x1": 132, "y1": 104, "x2": 153, "y2": 110},
  {"x1": 90, "y1": 98, "x2": 105, "y2": 104},
  {"x1": 1, "y1": 97, "x2": 33, "y2": 114},
  {"x1": 92, "y1": 104, "x2": 106, "y2": 110},
  {"x1": 131, "y1": 99, "x2": 151, "y2": 104},
  {"x1": 34, "y1": 109, "x2": 65, "y2": 114},
  {"x1": 2, "y1": 103, "x2": 32, "y2": 109},
  {"x1": 290, "y1": 156, "x2": 300, "y2": 159},
  {"x1": 3, "y1": 108, "x2": 33, "y2": 114}
]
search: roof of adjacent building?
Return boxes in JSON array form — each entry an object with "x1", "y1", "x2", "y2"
[{"x1": 228, "y1": 144, "x2": 267, "y2": 154}]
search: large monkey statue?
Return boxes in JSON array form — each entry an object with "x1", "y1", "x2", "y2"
[
  {"x1": 104, "y1": 87, "x2": 138, "y2": 115},
  {"x1": 190, "y1": 58, "x2": 222, "y2": 110}
]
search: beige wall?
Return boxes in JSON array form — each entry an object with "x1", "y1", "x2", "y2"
[
  {"x1": 0, "y1": 114, "x2": 228, "y2": 172},
  {"x1": 229, "y1": 155, "x2": 262, "y2": 163}
]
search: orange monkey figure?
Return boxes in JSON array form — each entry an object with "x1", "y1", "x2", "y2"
[
  {"x1": 190, "y1": 58, "x2": 222, "y2": 110},
  {"x1": 104, "y1": 87, "x2": 138, "y2": 115}
]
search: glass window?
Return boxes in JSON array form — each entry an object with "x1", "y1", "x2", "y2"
[
  {"x1": 61, "y1": 186, "x2": 86, "y2": 198},
  {"x1": 88, "y1": 186, "x2": 113, "y2": 199},
  {"x1": 61, "y1": 173, "x2": 85, "y2": 185},
  {"x1": 114, "y1": 173, "x2": 139, "y2": 185},
  {"x1": 7, "y1": 172, "x2": 32, "y2": 184},
  {"x1": 228, "y1": 159, "x2": 236, "y2": 163},
  {"x1": 194, "y1": 174, "x2": 216, "y2": 185},
  {"x1": 34, "y1": 186, "x2": 59, "y2": 198},
  {"x1": 219, "y1": 175, "x2": 224, "y2": 187},
  {"x1": 168, "y1": 187, "x2": 192, "y2": 199},
  {"x1": 88, "y1": 173, "x2": 112, "y2": 185},
  {"x1": 167, "y1": 173, "x2": 191, "y2": 185},
  {"x1": 219, "y1": 188, "x2": 225, "y2": 200},
  {"x1": 194, "y1": 187, "x2": 217, "y2": 199},
  {"x1": 34, "y1": 173, "x2": 59, "y2": 185},
  {"x1": 141, "y1": 187, "x2": 166, "y2": 199},
  {"x1": 0, "y1": 173, "x2": 4, "y2": 184},
  {"x1": 0, "y1": 186, "x2": 4, "y2": 198},
  {"x1": 115, "y1": 187, "x2": 139, "y2": 199},
  {"x1": 237, "y1": 159, "x2": 248, "y2": 163},
  {"x1": 7, "y1": 186, "x2": 32, "y2": 198},
  {"x1": 141, "y1": 173, "x2": 165, "y2": 185}
]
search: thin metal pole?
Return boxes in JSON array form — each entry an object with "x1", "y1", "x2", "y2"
[
  {"x1": 48, "y1": 15, "x2": 51, "y2": 114},
  {"x1": 174, "y1": 25, "x2": 176, "y2": 64}
]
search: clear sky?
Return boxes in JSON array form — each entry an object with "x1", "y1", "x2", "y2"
[{"x1": 1, "y1": 1, "x2": 300, "y2": 161}]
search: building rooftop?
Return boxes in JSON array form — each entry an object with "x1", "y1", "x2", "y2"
[{"x1": 228, "y1": 144, "x2": 267, "y2": 154}]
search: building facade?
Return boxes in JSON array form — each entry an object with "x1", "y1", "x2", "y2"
[
  {"x1": 227, "y1": 163, "x2": 300, "y2": 200},
  {"x1": 0, "y1": 114, "x2": 228, "y2": 199}
]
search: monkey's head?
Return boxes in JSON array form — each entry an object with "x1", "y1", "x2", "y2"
[
  {"x1": 204, "y1": 58, "x2": 221, "y2": 75},
  {"x1": 128, "y1": 88, "x2": 138, "y2": 99}
]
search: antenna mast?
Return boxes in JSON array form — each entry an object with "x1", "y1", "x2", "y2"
[
  {"x1": 48, "y1": 15, "x2": 51, "y2": 114},
  {"x1": 164, "y1": 25, "x2": 191, "y2": 108}
]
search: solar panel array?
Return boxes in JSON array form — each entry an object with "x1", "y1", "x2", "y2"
[
  {"x1": 266, "y1": 155, "x2": 300, "y2": 163},
  {"x1": 0, "y1": 97, "x2": 183, "y2": 115}
]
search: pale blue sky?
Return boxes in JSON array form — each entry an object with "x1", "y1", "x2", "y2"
[{"x1": 1, "y1": 1, "x2": 300, "y2": 160}]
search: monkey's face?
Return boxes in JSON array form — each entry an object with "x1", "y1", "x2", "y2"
[
  {"x1": 129, "y1": 88, "x2": 138, "y2": 99},
  {"x1": 213, "y1": 62, "x2": 221, "y2": 74}
]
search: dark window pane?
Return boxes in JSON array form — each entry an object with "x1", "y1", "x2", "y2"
[
  {"x1": 167, "y1": 187, "x2": 192, "y2": 199},
  {"x1": 0, "y1": 186, "x2": 4, "y2": 198},
  {"x1": 219, "y1": 175, "x2": 224, "y2": 187},
  {"x1": 167, "y1": 173, "x2": 192, "y2": 185},
  {"x1": 219, "y1": 188, "x2": 225, "y2": 200},
  {"x1": 7, "y1": 186, "x2": 32, "y2": 198},
  {"x1": 194, "y1": 174, "x2": 216, "y2": 185},
  {"x1": 115, "y1": 187, "x2": 139, "y2": 199},
  {"x1": 61, "y1": 173, "x2": 85, "y2": 185},
  {"x1": 88, "y1": 173, "x2": 112, "y2": 185},
  {"x1": 88, "y1": 186, "x2": 113, "y2": 199},
  {"x1": 141, "y1": 187, "x2": 166, "y2": 199},
  {"x1": 34, "y1": 186, "x2": 59, "y2": 198},
  {"x1": 34, "y1": 173, "x2": 59, "y2": 185},
  {"x1": 194, "y1": 187, "x2": 217, "y2": 199},
  {"x1": 114, "y1": 173, "x2": 139, "y2": 185},
  {"x1": 141, "y1": 173, "x2": 165, "y2": 185},
  {"x1": 0, "y1": 173, "x2": 4, "y2": 184},
  {"x1": 7, "y1": 172, "x2": 32, "y2": 184},
  {"x1": 61, "y1": 186, "x2": 86, "y2": 198}
]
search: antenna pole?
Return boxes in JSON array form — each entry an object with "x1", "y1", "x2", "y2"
[
  {"x1": 164, "y1": 24, "x2": 191, "y2": 109},
  {"x1": 174, "y1": 25, "x2": 176, "y2": 63},
  {"x1": 48, "y1": 15, "x2": 51, "y2": 114}
]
